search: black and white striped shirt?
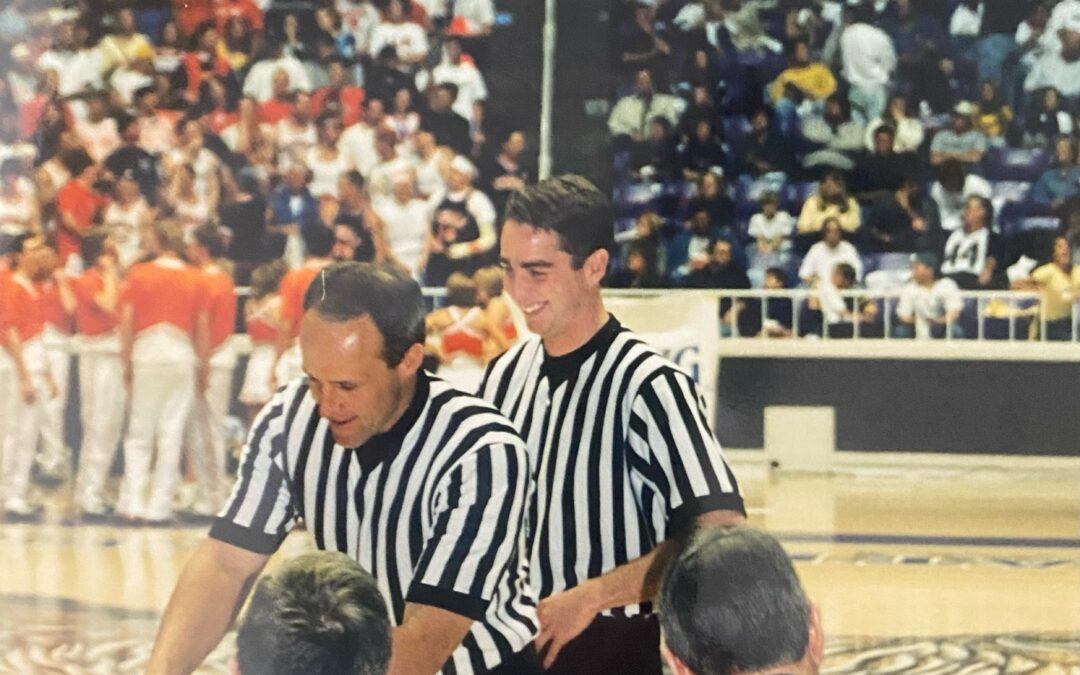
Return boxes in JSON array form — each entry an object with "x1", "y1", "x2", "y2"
[
  {"x1": 479, "y1": 316, "x2": 744, "y2": 616},
  {"x1": 210, "y1": 371, "x2": 538, "y2": 674}
]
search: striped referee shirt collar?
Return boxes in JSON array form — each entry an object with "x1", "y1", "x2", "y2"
[
  {"x1": 539, "y1": 314, "x2": 622, "y2": 387},
  {"x1": 352, "y1": 368, "x2": 430, "y2": 471}
]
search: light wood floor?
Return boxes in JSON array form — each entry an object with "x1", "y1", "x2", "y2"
[{"x1": 0, "y1": 462, "x2": 1077, "y2": 674}]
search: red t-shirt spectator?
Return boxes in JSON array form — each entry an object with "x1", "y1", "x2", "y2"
[
  {"x1": 56, "y1": 180, "x2": 108, "y2": 264},
  {"x1": 312, "y1": 86, "x2": 366, "y2": 128},
  {"x1": 173, "y1": 0, "x2": 264, "y2": 39},
  {"x1": 259, "y1": 99, "x2": 291, "y2": 124}
]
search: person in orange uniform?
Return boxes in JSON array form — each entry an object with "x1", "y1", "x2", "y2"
[
  {"x1": 271, "y1": 225, "x2": 334, "y2": 388},
  {"x1": 117, "y1": 220, "x2": 209, "y2": 524},
  {"x1": 183, "y1": 224, "x2": 238, "y2": 516},
  {"x1": 238, "y1": 260, "x2": 286, "y2": 424},
  {"x1": 35, "y1": 244, "x2": 76, "y2": 482},
  {"x1": 473, "y1": 265, "x2": 517, "y2": 361},
  {"x1": 0, "y1": 234, "x2": 57, "y2": 520},
  {"x1": 55, "y1": 150, "x2": 108, "y2": 268},
  {"x1": 70, "y1": 229, "x2": 124, "y2": 520}
]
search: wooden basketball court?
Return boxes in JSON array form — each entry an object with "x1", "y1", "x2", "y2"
[{"x1": 0, "y1": 461, "x2": 1076, "y2": 674}]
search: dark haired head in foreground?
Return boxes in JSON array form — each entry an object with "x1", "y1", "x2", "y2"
[
  {"x1": 659, "y1": 527, "x2": 823, "y2": 675},
  {"x1": 236, "y1": 551, "x2": 391, "y2": 675}
]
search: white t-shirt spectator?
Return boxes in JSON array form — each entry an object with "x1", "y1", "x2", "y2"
[
  {"x1": 748, "y1": 210, "x2": 795, "y2": 241},
  {"x1": 799, "y1": 240, "x2": 863, "y2": 287},
  {"x1": 607, "y1": 94, "x2": 684, "y2": 138},
  {"x1": 373, "y1": 195, "x2": 432, "y2": 273},
  {"x1": 941, "y1": 227, "x2": 1001, "y2": 277},
  {"x1": 338, "y1": 122, "x2": 380, "y2": 178},
  {"x1": 336, "y1": 0, "x2": 380, "y2": 56},
  {"x1": 38, "y1": 48, "x2": 102, "y2": 97},
  {"x1": 1024, "y1": 51, "x2": 1080, "y2": 98},
  {"x1": 370, "y1": 21, "x2": 429, "y2": 63},
  {"x1": 840, "y1": 22, "x2": 896, "y2": 91},
  {"x1": 929, "y1": 174, "x2": 992, "y2": 231},
  {"x1": 897, "y1": 278, "x2": 964, "y2": 338},
  {"x1": 431, "y1": 60, "x2": 488, "y2": 120},
  {"x1": 243, "y1": 56, "x2": 312, "y2": 102},
  {"x1": 451, "y1": 0, "x2": 496, "y2": 34},
  {"x1": 949, "y1": 3, "x2": 984, "y2": 38}
]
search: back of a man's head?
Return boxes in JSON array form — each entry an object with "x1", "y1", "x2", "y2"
[
  {"x1": 236, "y1": 551, "x2": 392, "y2": 675},
  {"x1": 659, "y1": 527, "x2": 822, "y2": 675}
]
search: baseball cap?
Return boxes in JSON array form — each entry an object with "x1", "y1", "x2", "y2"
[{"x1": 910, "y1": 251, "x2": 939, "y2": 269}]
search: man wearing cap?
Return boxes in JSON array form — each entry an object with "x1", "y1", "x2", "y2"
[
  {"x1": 896, "y1": 252, "x2": 964, "y2": 339},
  {"x1": 929, "y1": 102, "x2": 988, "y2": 167},
  {"x1": 423, "y1": 156, "x2": 497, "y2": 284}
]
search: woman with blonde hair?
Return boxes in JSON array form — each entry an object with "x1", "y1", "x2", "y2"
[{"x1": 473, "y1": 265, "x2": 517, "y2": 359}]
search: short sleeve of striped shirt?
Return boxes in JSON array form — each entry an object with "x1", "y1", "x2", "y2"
[
  {"x1": 408, "y1": 439, "x2": 531, "y2": 622},
  {"x1": 628, "y1": 366, "x2": 745, "y2": 537},
  {"x1": 209, "y1": 387, "x2": 299, "y2": 554}
]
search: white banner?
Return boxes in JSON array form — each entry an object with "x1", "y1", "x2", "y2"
[{"x1": 604, "y1": 292, "x2": 720, "y2": 413}]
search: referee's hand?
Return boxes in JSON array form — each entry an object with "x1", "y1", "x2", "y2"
[{"x1": 535, "y1": 586, "x2": 599, "y2": 668}]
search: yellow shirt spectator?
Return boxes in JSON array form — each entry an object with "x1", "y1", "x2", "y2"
[{"x1": 771, "y1": 64, "x2": 838, "y2": 103}]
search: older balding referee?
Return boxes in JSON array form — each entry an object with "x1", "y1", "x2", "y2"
[
  {"x1": 480, "y1": 175, "x2": 746, "y2": 673},
  {"x1": 148, "y1": 263, "x2": 540, "y2": 675}
]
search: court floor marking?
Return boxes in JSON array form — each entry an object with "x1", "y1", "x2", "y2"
[{"x1": 775, "y1": 532, "x2": 1080, "y2": 549}]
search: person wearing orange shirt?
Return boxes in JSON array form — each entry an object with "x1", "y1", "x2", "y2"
[
  {"x1": 182, "y1": 225, "x2": 238, "y2": 516},
  {"x1": 271, "y1": 226, "x2": 334, "y2": 389},
  {"x1": 238, "y1": 260, "x2": 287, "y2": 425},
  {"x1": 70, "y1": 230, "x2": 124, "y2": 520},
  {"x1": 56, "y1": 150, "x2": 108, "y2": 268},
  {"x1": 117, "y1": 220, "x2": 209, "y2": 524},
  {"x1": 34, "y1": 244, "x2": 76, "y2": 483},
  {"x1": 0, "y1": 234, "x2": 57, "y2": 520}
]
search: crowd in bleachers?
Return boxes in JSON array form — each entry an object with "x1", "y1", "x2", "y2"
[{"x1": 606, "y1": 0, "x2": 1080, "y2": 339}]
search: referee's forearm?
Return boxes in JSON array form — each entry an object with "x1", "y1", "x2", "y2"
[{"x1": 147, "y1": 539, "x2": 265, "y2": 675}]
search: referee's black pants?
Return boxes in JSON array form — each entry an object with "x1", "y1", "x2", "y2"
[{"x1": 543, "y1": 615, "x2": 663, "y2": 675}]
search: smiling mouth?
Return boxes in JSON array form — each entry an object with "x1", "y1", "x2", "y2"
[{"x1": 522, "y1": 302, "x2": 546, "y2": 316}]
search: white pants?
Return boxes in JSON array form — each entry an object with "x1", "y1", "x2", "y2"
[
  {"x1": 117, "y1": 361, "x2": 195, "y2": 520},
  {"x1": 73, "y1": 335, "x2": 125, "y2": 511},
  {"x1": 0, "y1": 341, "x2": 51, "y2": 506},
  {"x1": 37, "y1": 326, "x2": 71, "y2": 471},
  {"x1": 184, "y1": 346, "x2": 237, "y2": 513}
]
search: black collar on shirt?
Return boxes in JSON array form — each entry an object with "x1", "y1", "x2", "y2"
[
  {"x1": 352, "y1": 369, "x2": 429, "y2": 471},
  {"x1": 539, "y1": 315, "x2": 622, "y2": 389}
]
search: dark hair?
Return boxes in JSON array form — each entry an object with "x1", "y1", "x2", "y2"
[
  {"x1": 250, "y1": 259, "x2": 289, "y2": 298},
  {"x1": 967, "y1": 194, "x2": 994, "y2": 225},
  {"x1": 444, "y1": 272, "x2": 477, "y2": 307},
  {"x1": 342, "y1": 169, "x2": 365, "y2": 191},
  {"x1": 193, "y1": 223, "x2": 226, "y2": 259},
  {"x1": 302, "y1": 262, "x2": 426, "y2": 366},
  {"x1": 81, "y1": 228, "x2": 109, "y2": 264},
  {"x1": 304, "y1": 225, "x2": 335, "y2": 258},
  {"x1": 10, "y1": 232, "x2": 34, "y2": 256},
  {"x1": 764, "y1": 266, "x2": 788, "y2": 286},
  {"x1": 503, "y1": 174, "x2": 613, "y2": 268},
  {"x1": 834, "y1": 262, "x2": 857, "y2": 286},
  {"x1": 236, "y1": 551, "x2": 391, "y2": 675},
  {"x1": 659, "y1": 527, "x2": 810, "y2": 675},
  {"x1": 64, "y1": 149, "x2": 95, "y2": 178}
]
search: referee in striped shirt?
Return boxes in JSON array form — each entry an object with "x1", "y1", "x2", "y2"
[
  {"x1": 480, "y1": 175, "x2": 746, "y2": 673},
  {"x1": 148, "y1": 263, "x2": 540, "y2": 675}
]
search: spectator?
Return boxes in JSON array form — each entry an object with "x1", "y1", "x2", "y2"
[
  {"x1": 37, "y1": 20, "x2": 102, "y2": 98},
  {"x1": 740, "y1": 107, "x2": 796, "y2": 178},
  {"x1": 133, "y1": 87, "x2": 180, "y2": 156},
  {"x1": 326, "y1": 170, "x2": 390, "y2": 264},
  {"x1": 974, "y1": 80, "x2": 1012, "y2": 144},
  {"x1": 631, "y1": 116, "x2": 680, "y2": 180},
  {"x1": 422, "y1": 155, "x2": 497, "y2": 282},
  {"x1": 678, "y1": 84, "x2": 721, "y2": 144},
  {"x1": 73, "y1": 91, "x2": 121, "y2": 165},
  {"x1": 615, "y1": 211, "x2": 666, "y2": 278},
  {"x1": 882, "y1": 0, "x2": 952, "y2": 114},
  {"x1": 235, "y1": 551, "x2": 391, "y2": 675},
  {"x1": 384, "y1": 87, "x2": 421, "y2": 143},
  {"x1": 55, "y1": 150, "x2": 108, "y2": 267},
  {"x1": 615, "y1": 0, "x2": 672, "y2": 81},
  {"x1": 799, "y1": 217, "x2": 863, "y2": 287},
  {"x1": 219, "y1": 171, "x2": 268, "y2": 282},
  {"x1": 367, "y1": 127, "x2": 414, "y2": 200},
  {"x1": 100, "y1": 9, "x2": 155, "y2": 77},
  {"x1": 864, "y1": 92, "x2": 925, "y2": 153},
  {"x1": 1012, "y1": 235, "x2": 1080, "y2": 341},
  {"x1": 1025, "y1": 23, "x2": 1080, "y2": 100},
  {"x1": 178, "y1": 21, "x2": 232, "y2": 106},
  {"x1": 258, "y1": 68, "x2": 297, "y2": 124},
  {"x1": 840, "y1": 5, "x2": 897, "y2": 125},
  {"x1": 930, "y1": 101, "x2": 988, "y2": 167},
  {"x1": 269, "y1": 164, "x2": 320, "y2": 265},
  {"x1": 761, "y1": 267, "x2": 794, "y2": 337},
  {"x1": 339, "y1": 97, "x2": 385, "y2": 178},
  {"x1": 658, "y1": 527, "x2": 823, "y2": 675},
  {"x1": 670, "y1": 207, "x2": 717, "y2": 280},
  {"x1": 370, "y1": 0, "x2": 429, "y2": 69},
  {"x1": 0, "y1": 158, "x2": 39, "y2": 244},
  {"x1": 1030, "y1": 136, "x2": 1080, "y2": 213},
  {"x1": 941, "y1": 195, "x2": 1005, "y2": 289},
  {"x1": 770, "y1": 38, "x2": 838, "y2": 110},
  {"x1": 689, "y1": 170, "x2": 737, "y2": 236},
  {"x1": 163, "y1": 119, "x2": 222, "y2": 203},
  {"x1": 312, "y1": 57, "x2": 364, "y2": 128},
  {"x1": 929, "y1": 159, "x2": 992, "y2": 232},
  {"x1": 221, "y1": 98, "x2": 276, "y2": 178},
  {"x1": 479, "y1": 128, "x2": 530, "y2": 220},
  {"x1": 686, "y1": 239, "x2": 751, "y2": 335},
  {"x1": 306, "y1": 114, "x2": 352, "y2": 200},
  {"x1": 421, "y1": 83, "x2": 472, "y2": 156},
  {"x1": 242, "y1": 41, "x2": 312, "y2": 103},
  {"x1": 373, "y1": 172, "x2": 431, "y2": 276},
  {"x1": 897, "y1": 251, "x2": 964, "y2": 339},
  {"x1": 748, "y1": 191, "x2": 794, "y2": 256},
  {"x1": 679, "y1": 118, "x2": 726, "y2": 181},
  {"x1": 366, "y1": 45, "x2": 417, "y2": 107},
  {"x1": 274, "y1": 91, "x2": 318, "y2": 170},
  {"x1": 165, "y1": 165, "x2": 216, "y2": 231},
  {"x1": 797, "y1": 172, "x2": 861, "y2": 242},
  {"x1": 431, "y1": 37, "x2": 488, "y2": 121},
  {"x1": 608, "y1": 69, "x2": 683, "y2": 144},
  {"x1": 104, "y1": 116, "x2": 160, "y2": 204},
  {"x1": 949, "y1": 0, "x2": 984, "y2": 46},
  {"x1": 102, "y1": 171, "x2": 153, "y2": 270},
  {"x1": 865, "y1": 174, "x2": 941, "y2": 253},
  {"x1": 608, "y1": 241, "x2": 667, "y2": 289},
  {"x1": 1023, "y1": 86, "x2": 1071, "y2": 148},
  {"x1": 801, "y1": 92, "x2": 865, "y2": 173},
  {"x1": 851, "y1": 125, "x2": 919, "y2": 203}
]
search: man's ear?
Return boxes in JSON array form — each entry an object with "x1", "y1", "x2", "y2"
[
  {"x1": 396, "y1": 341, "x2": 426, "y2": 376},
  {"x1": 661, "y1": 642, "x2": 697, "y2": 675},
  {"x1": 807, "y1": 599, "x2": 824, "y2": 669},
  {"x1": 582, "y1": 247, "x2": 610, "y2": 287}
]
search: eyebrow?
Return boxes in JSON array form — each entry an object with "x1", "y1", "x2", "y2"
[{"x1": 501, "y1": 258, "x2": 554, "y2": 271}]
